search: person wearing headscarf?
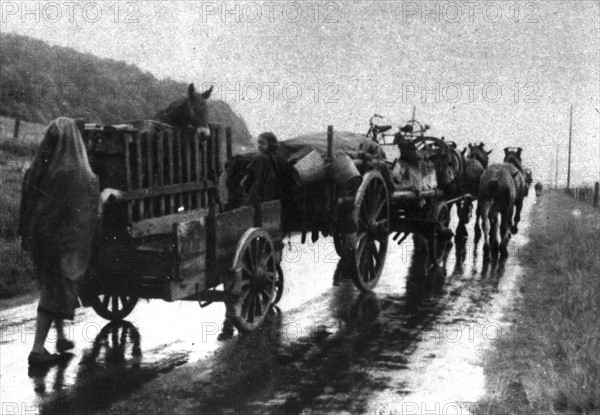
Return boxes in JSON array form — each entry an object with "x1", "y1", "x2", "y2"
[
  {"x1": 18, "y1": 117, "x2": 120, "y2": 366},
  {"x1": 242, "y1": 132, "x2": 292, "y2": 206}
]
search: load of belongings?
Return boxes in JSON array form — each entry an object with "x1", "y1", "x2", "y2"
[
  {"x1": 391, "y1": 132, "x2": 437, "y2": 193},
  {"x1": 278, "y1": 131, "x2": 384, "y2": 190},
  {"x1": 389, "y1": 128, "x2": 461, "y2": 195}
]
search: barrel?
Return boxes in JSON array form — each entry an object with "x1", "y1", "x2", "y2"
[
  {"x1": 332, "y1": 151, "x2": 361, "y2": 191},
  {"x1": 291, "y1": 148, "x2": 327, "y2": 186}
]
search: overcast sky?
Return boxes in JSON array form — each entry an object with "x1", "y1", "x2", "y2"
[{"x1": 3, "y1": 0, "x2": 599, "y2": 185}]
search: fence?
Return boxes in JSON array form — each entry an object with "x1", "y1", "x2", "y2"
[{"x1": 566, "y1": 182, "x2": 599, "y2": 208}]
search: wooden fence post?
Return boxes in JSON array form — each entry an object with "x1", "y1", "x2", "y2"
[
  {"x1": 327, "y1": 125, "x2": 334, "y2": 160},
  {"x1": 593, "y1": 182, "x2": 599, "y2": 208},
  {"x1": 13, "y1": 114, "x2": 21, "y2": 140}
]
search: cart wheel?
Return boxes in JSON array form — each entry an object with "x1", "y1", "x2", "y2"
[
  {"x1": 349, "y1": 171, "x2": 390, "y2": 291},
  {"x1": 427, "y1": 201, "x2": 451, "y2": 268},
  {"x1": 273, "y1": 264, "x2": 284, "y2": 305},
  {"x1": 227, "y1": 228, "x2": 277, "y2": 332},
  {"x1": 92, "y1": 294, "x2": 138, "y2": 321}
]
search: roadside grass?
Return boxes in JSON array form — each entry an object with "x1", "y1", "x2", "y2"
[
  {"x1": 0, "y1": 116, "x2": 42, "y2": 298},
  {"x1": 0, "y1": 115, "x2": 45, "y2": 158},
  {"x1": 478, "y1": 191, "x2": 600, "y2": 414}
]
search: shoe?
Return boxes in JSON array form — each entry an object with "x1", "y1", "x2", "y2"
[
  {"x1": 56, "y1": 339, "x2": 75, "y2": 353},
  {"x1": 28, "y1": 349, "x2": 59, "y2": 367}
]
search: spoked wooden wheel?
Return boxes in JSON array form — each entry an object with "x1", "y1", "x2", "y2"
[
  {"x1": 92, "y1": 293, "x2": 138, "y2": 321},
  {"x1": 227, "y1": 228, "x2": 278, "y2": 332},
  {"x1": 273, "y1": 264, "x2": 284, "y2": 306},
  {"x1": 349, "y1": 171, "x2": 390, "y2": 291},
  {"x1": 427, "y1": 201, "x2": 451, "y2": 268}
]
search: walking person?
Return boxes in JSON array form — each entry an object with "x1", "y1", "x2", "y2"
[{"x1": 18, "y1": 117, "x2": 120, "y2": 366}]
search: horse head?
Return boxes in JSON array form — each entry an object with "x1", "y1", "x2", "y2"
[
  {"x1": 503, "y1": 147, "x2": 523, "y2": 173},
  {"x1": 155, "y1": 83, "x2": 213, "y2": 138},
  {"x1": 467, "y1": 142, "x2": 491, "y2": 169}
]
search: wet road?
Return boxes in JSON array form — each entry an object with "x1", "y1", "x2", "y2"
[{"x1": 0, "y1": 196, "x2": 534, "y2": 414}]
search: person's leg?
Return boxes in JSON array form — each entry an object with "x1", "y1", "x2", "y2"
[
  {"x1": 55, "y1": 317, "x2": 75, "y2": 352},
  {"x1": 31, "y1": 311, "x2": 53, "y2": 354},
  {"x1": 55, "y1": 318, "x2": 66, "y2": 341}
]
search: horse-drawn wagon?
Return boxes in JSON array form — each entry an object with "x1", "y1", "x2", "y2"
[
  {"x1": 82, "y1": 122, "x2": 283, "y2": 332},
  {"x1": 228, "y1": 114, "x2": 475, "y2": 293}
]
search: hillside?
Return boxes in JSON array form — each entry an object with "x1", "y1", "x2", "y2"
[{"x1": 0, "y1": 33, "x2": 252, "y2": 145}]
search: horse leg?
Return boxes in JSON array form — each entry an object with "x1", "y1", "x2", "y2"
[
  {"x1": 511, "y1": 199, "x2": 523, "y2": 234},
  {"x1": 455, "y1": 201, "x2": 471, "y2": 241},
  {"x1": 474, "y1": 202, "x2": 482, "y2": 242},
  {"x1": 489, "y1": 211, "x2": 499, "y2": 256},
  {"x1": 480, "y1": 202, "x2": 491, "y2": 257},
  {"x1": 500, "y1": 210, "x2": 511, "y2": 259}
]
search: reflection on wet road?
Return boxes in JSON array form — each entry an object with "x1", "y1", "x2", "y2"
[{"x1": 0, "y1": 197, "x2": 533, "y2": 414}]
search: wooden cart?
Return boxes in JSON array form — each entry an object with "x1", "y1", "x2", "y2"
[
  {"x1": 276, "y1": 120, "x2": 473, "y2": 293},
  {"x1": 82, "y1": 123, "x2": 283, "y2": 332}
]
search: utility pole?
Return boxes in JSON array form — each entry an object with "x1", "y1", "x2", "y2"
[
  {"x1": 567, "y1": 105, "x2": 573, "y2": 189},
  {"x1": 555, "y1": 144, "x2": 559, "y2": 189}
]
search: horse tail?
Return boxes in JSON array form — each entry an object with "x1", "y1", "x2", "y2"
[{"x1": 488, "y1": 177, "x2": 499, "y2": 197}]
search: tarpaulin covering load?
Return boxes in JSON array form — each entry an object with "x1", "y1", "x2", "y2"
[{"x1": 278, "y1": 131, "x2": 384, "y2": 161}]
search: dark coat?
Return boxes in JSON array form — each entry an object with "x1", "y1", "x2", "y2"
[{"x1": 244, "y1": 152, "x2": 291, "y2": 205}]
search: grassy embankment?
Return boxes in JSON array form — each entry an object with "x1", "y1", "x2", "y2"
[
  {"x1": 0, "y1": 115, "x2": 44, "y2": 298},
  {"x1": 478, "y1": 191, "x2": 600, "y2": 414}
]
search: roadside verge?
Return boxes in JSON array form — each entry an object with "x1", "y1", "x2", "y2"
[{"x1": 477, "y1": 191, "x2": 600, "y2": 414}]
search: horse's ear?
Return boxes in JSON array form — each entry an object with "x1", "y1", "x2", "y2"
[
  {"x1": 462, "y1": 147, "x2": 467, "y2": 155},
  {"x1": 517, "y1": 147, "x2": 522, "y2": 156},
  {"x1": 479, "y1": 142, "x2": 484, "y2": 148},
  {"x1": 487, "y1": 150, "x2": 492, "y2": 155},
  {"x1": 504, "y1": 148, "x2": 509, "y2": 156},
  {"x1": 188, "y1": 83, "x2": 196, "y2": 100},
  {"x1": 468, "y1": 143, "x2": 472, "y2": 149},
  {"x1": 200, "y1": 85, "x2": 214, "y2": 100}
]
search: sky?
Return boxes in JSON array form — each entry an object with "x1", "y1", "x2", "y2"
[{"x1": 2, "y1": 0, "x2": 599, "y2": 186}]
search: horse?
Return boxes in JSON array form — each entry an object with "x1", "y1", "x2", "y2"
[
  {"x1": 456, "y1": 142, "x2": 491, "y2": 241},
  {"x1": 149, "y1": 83, "x2": 213, "y2": 137},
  {"x1": 477, "y1": 147, "x2": 525, "y2": 259},
  {"x1": 503, "y1": 147, "x2": 527, "y2": 233},
  {"x1": 132, "y1": 83, "x2": 252, "y2": 148}
]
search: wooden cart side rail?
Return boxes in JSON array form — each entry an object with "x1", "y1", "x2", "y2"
[
  {"x1": 123, "y1": 123, "x2": 224, "y2": 223},
  {"x1": 122, "y1": 181, "x2": 214, "y2": 201}
]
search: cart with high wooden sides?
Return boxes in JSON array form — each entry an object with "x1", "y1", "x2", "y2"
[{"x1": 82, "y1": 122, "x2": 283, "y2": 332}]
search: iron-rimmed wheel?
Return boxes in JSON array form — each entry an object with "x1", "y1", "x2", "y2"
[
  {"x1": 227, "y1": 228, "x2": 277, "y2": 332},
  {"x1": 92, "y1": 294, "x2": 138, "y2": 321},
  {"x1": 427, "y1": 201, "x2": 451, "y2": 268},
  {"x1": 273, "y1": 264, "x2": 284, "y2": 305},
  {"x1": 349, "y1": 171, "x2": 390, "y2": 291}
]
